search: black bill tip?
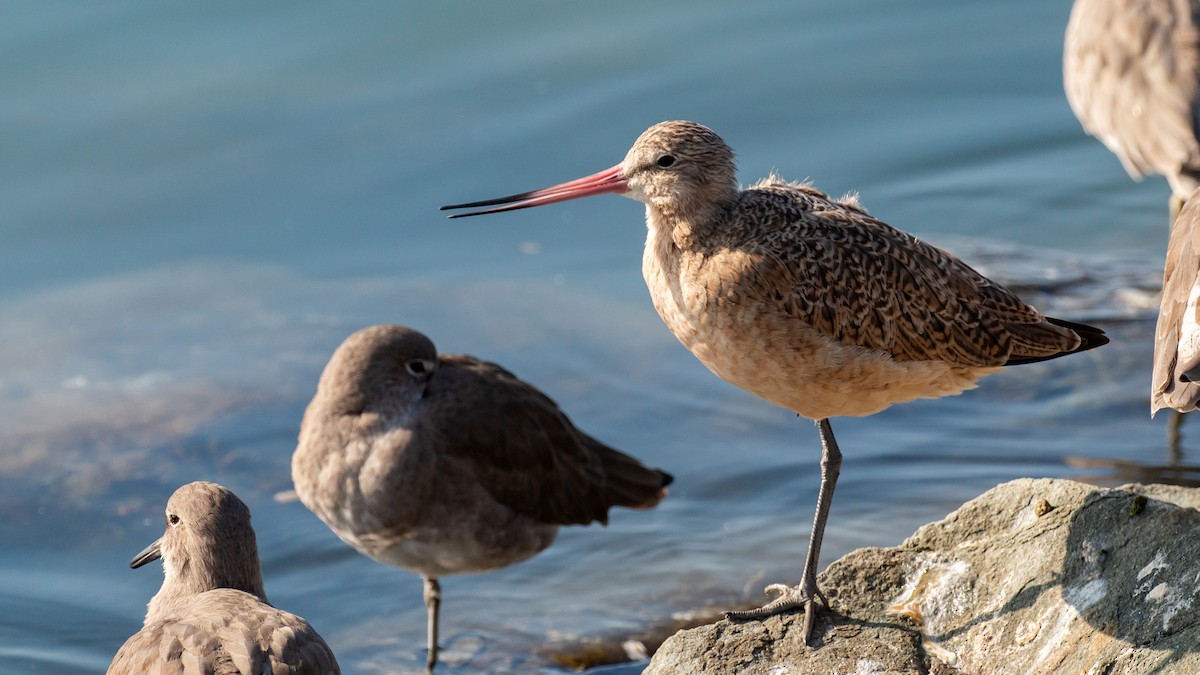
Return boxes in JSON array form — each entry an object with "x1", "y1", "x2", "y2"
[
  {"x1": 440, "y1": 191, "x2": 538, "y2": 218},
  {"x1": 130, "y1": 538, "x2": 163, "y2": 569}
]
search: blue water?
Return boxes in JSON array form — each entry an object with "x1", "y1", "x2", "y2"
[{"x1": 0, "y1": 1, "x2": 1179, "y2": 672}]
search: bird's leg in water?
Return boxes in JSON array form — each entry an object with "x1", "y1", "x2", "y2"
[{"x1": 423, "y1": 576, "x2": 441, "y2": 670}]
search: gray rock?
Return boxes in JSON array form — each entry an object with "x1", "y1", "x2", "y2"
[{"x1": 646, "y1": 478, "x2": 1200, "y2": 675}]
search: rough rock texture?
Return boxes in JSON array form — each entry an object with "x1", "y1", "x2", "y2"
[{"x1": 646, "y1": 478, "x2": 1200, "y2": 675}]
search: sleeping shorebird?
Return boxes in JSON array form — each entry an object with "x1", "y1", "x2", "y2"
[
  {"x1": 1064, "y1": 0, "x2": 1200, "y2": 221},
  {"x1": 441, "y1": 120, "x2": 1109, "y2": 644},
  {"x1": 1154, "y1": 187, "x2": 1200, "y2": 415},
  {"x1": 291, "y1": 324, "x2": 672, "y2": 670},
  {"x1": 108, "y1": 481, "x2": 339, "y2": 675}
]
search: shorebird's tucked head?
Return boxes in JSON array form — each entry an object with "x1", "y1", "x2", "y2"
[
  {"x1": 621, "y1": 121, "x2": 738, "y2": 218},
  {"x1": 316, "y1": 324, "x2": 439, "y2": 418},
  {"x1": 135, "y1": 481, "x2": 265, "y2": 622}
]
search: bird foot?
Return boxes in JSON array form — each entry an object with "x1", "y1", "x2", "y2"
[{"x1": 725, "y1": 580, "x2": 828, "y2": 644}]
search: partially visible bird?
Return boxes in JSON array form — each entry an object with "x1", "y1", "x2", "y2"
[
  {"x1": 442, "y1": 120, "x2": 1109, "y2": 645},
  {"x1": 291, "y1": 324, "x2": 672, "y2": 670},
  {"x1": 1154, "y1": 186, "x2": 1200, "y2": 414},
  {"x1": 108, "y1": 481, "x2": 340, "y2": 675},
  {"x1": 1064, "y1": 0, "x2": 1200, "y2": 220},
  {"x1": 1065, "y1": 0, "x2": 1200, "y2": 443}
]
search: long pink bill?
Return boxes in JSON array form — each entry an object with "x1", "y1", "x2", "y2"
[{"x1": 441, "y1": 164, "x2": 627, "y2": 218}]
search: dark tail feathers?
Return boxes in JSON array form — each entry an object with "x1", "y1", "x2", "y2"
[
  {"x1": 593, "y1": 442, "x2": 673, "y2": 511},
  {"x1": 1005, "y1": 317, "x2": 1109, "y2": 366}
]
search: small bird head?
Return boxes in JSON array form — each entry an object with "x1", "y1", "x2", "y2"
[
  {"x1": 441, "y1": 120, "x2": 739, "y2": 224},
  {"x1": 619, "y1": 120, "x2": 738, "y2": 217},
  {"x1": 317, "y1": 325, "x2": 439, "y2": 418},
  {"x1": 134, "y1": 481, "x2": 265, "y2": 621}
]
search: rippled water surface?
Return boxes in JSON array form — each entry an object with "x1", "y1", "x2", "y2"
[{"x1": 0, "y1": 1, "x2": 1184, "y2": 672}]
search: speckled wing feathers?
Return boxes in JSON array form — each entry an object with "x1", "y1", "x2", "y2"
[{"x1": 727, "y1": 181, "x2": 1081, "y2": 367}]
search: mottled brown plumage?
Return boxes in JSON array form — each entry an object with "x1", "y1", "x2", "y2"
[
  {"x1": 291, "y1": 324, "x2": 671, "y2": 669},
  {"x1": 641, "y1": 175, "x2": 1101, "y2": 419},
  {"x1": 1064, "y1": 0, "x2": 1200, "y2": 208},
  {"x1": 108, "y1": 481, "x2": 339, "y2": 675},
  {"x1": 1154, "y1": 187, "x2": 1200, "y2": 414},
  {"x1": 442, "y1": 120, "x2": 1107, "y2": 645}
]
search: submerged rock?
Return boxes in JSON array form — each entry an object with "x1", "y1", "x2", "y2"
[{"x1": 646, "y1": 478, "x2": 1200, "y2": 674}]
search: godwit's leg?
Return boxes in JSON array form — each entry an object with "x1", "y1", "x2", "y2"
[
  {"x1": 726, "y1": 418, "x2": 842, "y2": 645},
  {"x1": 423, "y1": 575, "x2": 441, "y2": 671}
]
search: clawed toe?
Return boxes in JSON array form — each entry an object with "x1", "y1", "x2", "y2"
[
  {"x1": 725, "y1": 582, "x2": 808, "y2": 619},
  {"x1": 724, "y1": 580, "x2": 827, "y2": 645}
]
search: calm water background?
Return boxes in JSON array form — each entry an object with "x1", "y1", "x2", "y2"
[{"x1": 0, "y1": 1, "x2": 1180, "y2": 672}]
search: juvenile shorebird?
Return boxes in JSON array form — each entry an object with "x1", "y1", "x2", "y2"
[
  {"x1": 442, "y1": 120, "x2": 1109, "y2": 644},
  {"x1": 291, "y1": 324, "x2": 672, "y2": 670},
  {"x1": 1064, "y1": 0, "x2": 1200, "y2": 221},
  {"x1": 108, "y1": 481, "x2": 339, "y2": 675},
  {"x1": 1154, "y1": 187, "x2": 1200, "y2": 414}
]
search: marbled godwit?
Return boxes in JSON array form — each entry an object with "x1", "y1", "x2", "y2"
[
  {"x1": 1064, "y1": 0, "x2": 1200, "y2": 220},
  {"x1": 108, "y1": 481, "x2": 340, "y2": 675},
  {"x1": 1154, "y1": 187, "x2": 1200, "y2": 414},
  {"x1": 291, "y1": 324, "x2": 672, "y2": 670},
  {"x1": 442, "y1": 120, "x2": 1109, "y2": 644}
]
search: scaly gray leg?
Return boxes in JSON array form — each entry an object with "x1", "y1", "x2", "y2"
[
  {"x1": 725, "y1": 418, "x2": 842, "y2": 646},
  {"x1": 423, "y1": 575, "x2": 441, "y2": 671},
  {"x1": 1168, "y1": 410, "x2": 1185, "y2": 467}
]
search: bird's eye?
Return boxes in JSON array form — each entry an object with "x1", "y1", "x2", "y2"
[
  {"x1": 168, "y1": 514, "x2": 180, "y2": 526},
  {"x1": 405, "y1": 359, "x2": 432, "y2": 377},
  {"x1": 656, "y1": 155, "x2": 676, "y2": 168}
]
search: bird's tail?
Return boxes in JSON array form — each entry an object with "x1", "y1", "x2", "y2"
[
  {"x1": 1047, "y1": 317, "x2": 1109, "y2": 352},
  {"x1": 1005, "y1": 317, "x2": 1108, "y2": 366},
  {"x1": 591, "y1": 441, "x2": 673, "y2": 510}
]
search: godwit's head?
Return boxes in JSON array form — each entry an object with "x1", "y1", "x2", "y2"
[
  {"x1": 442, "y1": 120, "x2": 738, "y2": 222},
  {"x1": 620, "y1": 121, "x2": 737, "y2": 215}
]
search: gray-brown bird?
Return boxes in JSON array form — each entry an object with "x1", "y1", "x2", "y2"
[
  {"x1": 1065, "y1": 0, "x2": 1199, "y2": 440},
  {"x1": 108, "y1": 481, "x2": 339, "y2": 675},
  {"x1": 291, "y1": 324, "x2": 672, "y2": 670},
  {"x1": 442, "y1": 120, "x2": 1108, "y2": 644},
  {"x1": 1064, "y1": 0, "x2": 1200, "y2": 221},
  {"x1": 1154, "y1": 186, "x2": 1200, "y2": 414}
]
